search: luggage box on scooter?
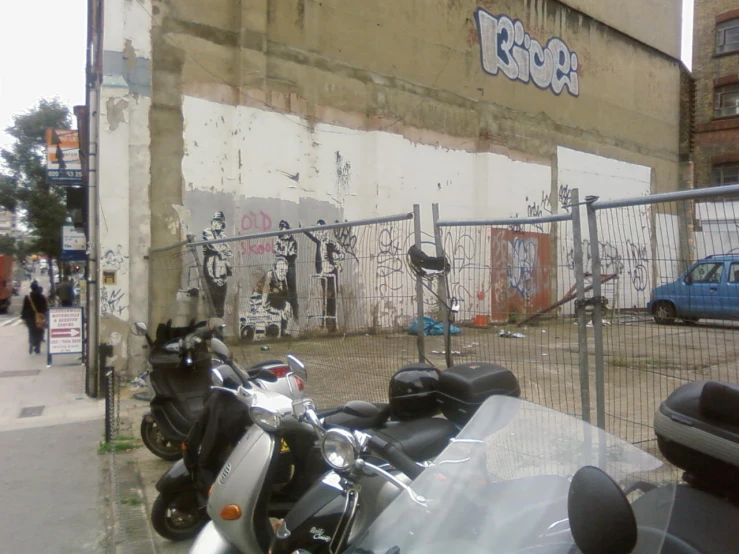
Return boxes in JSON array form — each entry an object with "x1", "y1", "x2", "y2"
[
  {"x1": 655, "y1": 380, "x2": 739, "y2": 489},
  {"x1": 437, "y1": 363, "x2": 520, "y2": 425}
]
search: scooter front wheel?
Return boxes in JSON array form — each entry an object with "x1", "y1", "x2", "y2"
[
  {"x1": 151, "y1": 490, "x2": 208, "y2": 541},
  {"x1": 141, "y1": 418, "x2": 182, "y2": 461}
]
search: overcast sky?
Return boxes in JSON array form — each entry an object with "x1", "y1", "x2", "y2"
[{"x1": 0, "y1": 1, "x2": 695, "y2": 156}]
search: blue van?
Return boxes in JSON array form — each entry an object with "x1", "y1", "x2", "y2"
[{"x1": 648, "y1": 255, "x2": 739, "y2": 324}]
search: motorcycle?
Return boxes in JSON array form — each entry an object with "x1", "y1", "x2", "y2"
[
  {"x1": 150, "y1": 337, "x2": 296, "y2": 540},
  {"x1": 280, "y1": 394, "x2": 739, "y2": 554},
  {"x1": 132, "y1": 319, "x2": 289, "y2": 460},
  {"x1": 188, "y1": 353, "x2": 473, "y2": 554}
]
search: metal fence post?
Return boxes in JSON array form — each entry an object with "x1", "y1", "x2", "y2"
[
  {"x1": 432, "y1": 203, "x2": 453, "y2": 369},
  {"x1": 413, "y1": 204, "x2": 426, "y2": 363},
  {"x1": 586, "y1": 196, "x2": 606, "y2": 430},
  {"x1": 570, "y1": 189, "x2": 591, "y2": 423}
]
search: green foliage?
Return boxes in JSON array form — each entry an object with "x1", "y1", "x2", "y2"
[{"x1": 0, "y1": 99, "x2": 73, "y2": 264}]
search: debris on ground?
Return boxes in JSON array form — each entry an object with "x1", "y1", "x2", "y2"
[
  {"x1": 408, "y1": 316, "x2": 462, "y2": 336},
  {"x1": 499, "y1": 330, "x2": 525, "y2": 339}
]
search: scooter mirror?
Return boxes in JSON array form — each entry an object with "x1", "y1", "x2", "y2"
[
  {"x1": 211, "y1": 338, "x2": 232, "y2": 361},
  {"x1": 211, "y1": 368, "x2": 225, "y2": 387},
  {"x1": 287, "y1": 354, "x2": 308, "y2": 382},
  {"x1": 208, "y1": 317, "x2": 226, "y2": 330},
  {"x1": 131, "y1": 322, "x2": 148, "y2": 336}
]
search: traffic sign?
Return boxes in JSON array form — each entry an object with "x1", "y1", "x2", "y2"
[{"x1": 48, "y1": 307, "x2": 84, "y2": 355}]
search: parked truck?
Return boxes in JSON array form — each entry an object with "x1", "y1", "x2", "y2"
[{"x1": 0, "y1": 255, "x2": 13, "y2": 314}]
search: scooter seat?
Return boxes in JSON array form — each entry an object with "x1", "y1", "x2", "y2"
[
  {"x1": 149, "y1": 351, "x2": 182, "y2": 367},
  {"x1": 374, "y1": 417, "x2": 457, "y2": 462},
  {"x1": 324, "y1": 403, "x2": 391, "y2": 431}
]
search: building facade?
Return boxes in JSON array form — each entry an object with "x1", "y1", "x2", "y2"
[
  {"x1": 692, "y1": 0, "x2": 739, "y2": 188},
  {"x1": 86, "y1": 0, "x2": 684, "y2": 377}
]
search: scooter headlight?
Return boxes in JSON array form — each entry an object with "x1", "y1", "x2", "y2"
[
  {"x1": 250, "y1": 406, "x2": 282, "y2": 431},
  {"x1": 321, "y1": 428, "x2": 359, "y2": 471}
]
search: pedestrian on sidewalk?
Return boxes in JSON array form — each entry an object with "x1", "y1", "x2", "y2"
[
  {"x1": 56, "y1": 275, "x2": 75, "y2": 307},
  {"x1": 21, "y1": 281, "x2": 48, "y2": 354}
]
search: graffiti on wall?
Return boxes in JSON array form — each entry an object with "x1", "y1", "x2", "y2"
[
  {"x1": 102, "y1": 245, "x2": 129, "y2": 274},
  {"x1": 202, "y1": 211, "x2": 233, "y2": 318},
  {"x1": 491, "y1": 229, "x2": 551, "y2": 319},
  {"x1": 376, "y1": 224, "x2": 406, "y2": 299},
  {"x1": 335, "y1": 151, "x2": 352, "y2": 192},
  {"x1": 475, "y1": 8, "x2": 580, "y2": 97},
  {"x1": 101, "y1": 286, "x2": 126, "y2": 316},
  {"x1": 240, "y1": 210, "x2": 276, "y2": 256}
]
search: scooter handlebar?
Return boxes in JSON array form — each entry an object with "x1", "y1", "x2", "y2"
[{"x1": 367, "y1": 434, "x2": 423, "y2": 480}]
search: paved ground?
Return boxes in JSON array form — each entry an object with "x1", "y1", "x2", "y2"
[
  {"x1": 0, "y1": 277, "x2": 108, "y2": 553},
  {"x1": 104, "y1": 308, "x2": 739, "y2": 551}
]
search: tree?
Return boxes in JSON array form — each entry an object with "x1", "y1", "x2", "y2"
[{"x1": 0, "y1": 99, "x2": 72, "y2": 283}]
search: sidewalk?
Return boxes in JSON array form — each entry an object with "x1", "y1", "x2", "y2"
[
  {"x1": 109, "y1": 387, "x2": 194, "y2": 553},
  {"x1": 0, "y1": 315, "x2": 109, "y2": 552}
]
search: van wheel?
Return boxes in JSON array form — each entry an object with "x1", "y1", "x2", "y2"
[{"x1": 653, "y1": 302, "x2": 676, "y2": 325}]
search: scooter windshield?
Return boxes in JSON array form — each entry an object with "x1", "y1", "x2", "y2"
[{"x1": 347, "y1": 396, "x2": 676, "y2": 554}]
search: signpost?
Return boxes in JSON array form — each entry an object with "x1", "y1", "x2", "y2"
[
  {"x1": 47, "y1": 307, "x2": 85, "y2": 367},
  {"x1": 62, "y1": 225, "x2": 87, "y2": 262},
  {"x1": 45, "y1": 129, "x2": 82, "y2": 186}
]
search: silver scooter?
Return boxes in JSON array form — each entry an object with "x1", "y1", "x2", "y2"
[{"x1": 189, "y1": 356, "x2": 455, "y2": 553}]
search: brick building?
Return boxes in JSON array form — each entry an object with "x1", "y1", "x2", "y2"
[{"x1": 692, "y1": 1, "x2": 739, "y2": 187}]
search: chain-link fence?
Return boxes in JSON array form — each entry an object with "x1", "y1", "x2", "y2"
[
  {"x1": 587, "y1": 185, "x2": 739, "y2": 445},
  {"x1": 149, "y1": 212, "x2": 426, "y2": 408}
]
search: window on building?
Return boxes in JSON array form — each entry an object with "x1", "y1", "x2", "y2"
[
  {"x1": 713, "y1": 163, "x2": 739, "y2": 187},
  {"x1": 714, "y1": 84, "x2": 739, "y2": 117},
  {"x1": 717, "y1": 19, "x2": 739, "y2": 54}
]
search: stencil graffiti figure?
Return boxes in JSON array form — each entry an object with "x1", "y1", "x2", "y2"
[
  {"x1": 247, "y1": 256, "x2": 293, "y2": 337},
  {"x1": 202, "y1": 211, "x2": 233, "y2": 318},
  {"x1": 275, "y1": 220, "x2": 299, "y2": 320},
  {"x1": 305, "y1": 219, "x2": 345, "y2": 332}
]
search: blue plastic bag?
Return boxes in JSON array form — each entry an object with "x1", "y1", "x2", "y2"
[{"x1": 407, "y1": 316, "x2": 461, "y2": 336}]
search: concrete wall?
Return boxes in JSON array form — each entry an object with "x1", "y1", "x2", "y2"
[{"x1": 97, "y1": 0, "x2": 153, "y2": 375}]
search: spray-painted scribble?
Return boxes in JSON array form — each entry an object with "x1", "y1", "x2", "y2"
[
  {"x1": 508, "y1": 238, "x2": 537, "y2": 302},
  {"x1": 335, "y1": 151, "x2": 352, "y2": 192},
  {"x1": 102, "y1": 245, "x2": 129, "y2": 275},
  {"x1": 333, "y1": 224, "x2": 359, "y2": 262},
  {"x1": 376, "y1": 224, "x2": 406, "y2": 298},
  {"x1": 202, "y1": 211, "x2": 233, "y2": 318},
  {"x1": 101, "y1": 286, "x2": 126, "y2": 316},
  {"x1": 625, "y1": 239, "x2": 649, "y2": 292},
  {"x1": 558, "y1": 184, "x2": 572, "y2": 210},
  {"x1": 475, "y1": 8, "x2": 580, "y2": 97}
]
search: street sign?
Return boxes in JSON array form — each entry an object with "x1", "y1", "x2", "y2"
[
  {"x1": 62, "y1": 226, "x2": 87, "y2": 262},
  {"x1": 48, "y1": 307, "x2": 84, "y2": 355},
  {"x1": 46, "y1": 129, "x2": 82, "y2": 186}
]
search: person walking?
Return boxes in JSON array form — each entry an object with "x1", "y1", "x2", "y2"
[
  {"x1": 56, "y1": 275, "x2": 75, "y2": 307},
  {"x1": 21, "y1": 281, "x2": 48, "y2": 354}
]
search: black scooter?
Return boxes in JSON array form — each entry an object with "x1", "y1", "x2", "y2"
[{"x1": 132, "y1": 319, "x2": 288, "y2": 460}]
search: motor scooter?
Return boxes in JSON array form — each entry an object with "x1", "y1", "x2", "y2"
[
  {"x1": 150, "y1": 338, "x2": 300, "y2": 540},
  {"x1": 132, "y1": 320, "x2": 288, "y2": 460}
]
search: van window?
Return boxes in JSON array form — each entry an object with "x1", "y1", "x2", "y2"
[
  {"x1": 687, "y1": 262, "x2": 724, "y2": 284},
  {"x1": 730, "y1": 263, "x2": 739, "y2": 283}
]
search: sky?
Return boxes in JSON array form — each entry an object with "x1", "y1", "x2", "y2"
[{"x1": 0, "y1": 1, "x2": 695, "y2": 156}]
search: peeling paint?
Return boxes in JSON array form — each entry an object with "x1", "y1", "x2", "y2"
[{"x1": 106, "y1": 97, "x2": 130, "y2": 130}]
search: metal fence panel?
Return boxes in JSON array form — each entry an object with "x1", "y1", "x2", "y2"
[
  {"x1": 589, "y1": 186, "x2": 739, "y2": 445},
  {"x1": 149, "y1": 213, "x2": 423, "y2": 408},
  {"x1": 434, "y1": 208, "x2": 586, "y2": 419}
]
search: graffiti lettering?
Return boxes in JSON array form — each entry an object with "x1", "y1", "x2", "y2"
[
  {"x1": 240, "y1": 211, "x2": 272, "y2": 232},
  {"x1": 333, "y1": 225, "x2": 359, "y2": 262},
  {"x1": 240, "y1": 239, "x2": 275, "y2": 257},
  {"x1": 101, "y1": 286, "x2": 126, "y2": 316},
  {"x1": 558, "y1": 184, "x2": 572, "y2": 210},
  {"x1": 376, "y1": 225, "x2": 406, "y2": 298},
  {"x1": 475, "y1": 8, "x2": 579, "y2": 97},
  {"x1": 526, "y1": 191, "x2": 553, "y2": 231},
  {"x1": 625, "y1": 239, "x2": 649, "y2": 292}
]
